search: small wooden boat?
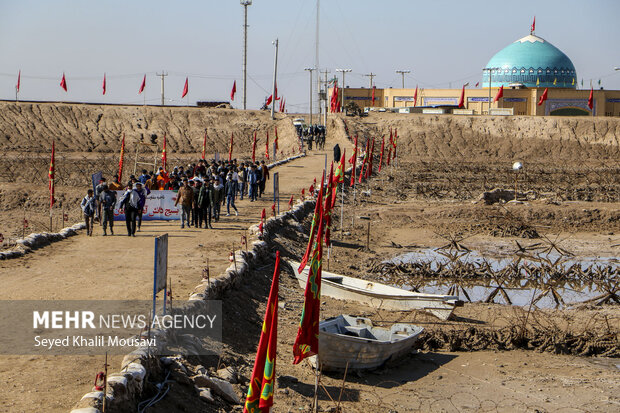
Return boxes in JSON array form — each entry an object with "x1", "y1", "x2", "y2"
[
  {"x1": 314, "y1": 315, "x2": 424, "y2": 371},
  {"x1": 290, "y1": 261, "x2": 463, "y2": 320}
]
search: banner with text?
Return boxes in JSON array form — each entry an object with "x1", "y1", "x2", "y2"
[{"x1": 114, "y1": 190, "x2": 180, "y2": 221}]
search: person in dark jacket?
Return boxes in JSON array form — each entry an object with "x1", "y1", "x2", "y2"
[
  {"x1": 333, "y1": 143, "x2": 341, "y2": 163},
  {"x1": 198, "y1": 178, "x2": 215, "y2": 229},
  {"x1": 248, "y1": 164, "x2": 259, "y2": 202},
  {"x1": 99, "y1": 184, "x2": 117, "y2": 236},
  {"x1": 192, "y1": 179, "x2": 203, "y2": 227},
  {"x1": 136, "y1": 184, "x2": 150, "y2": 232},
  {"x1": 225, "y1": 172, "x2": 238, "y2": 216},
  {"x1": 119, "y1": 182, "x2": 143, "y2": 236}
]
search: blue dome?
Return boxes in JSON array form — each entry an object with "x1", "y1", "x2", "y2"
[{"x1": 483, "y1": 34, "x2": 577, "y2": 89}]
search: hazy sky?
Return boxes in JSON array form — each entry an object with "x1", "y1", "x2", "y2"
[{"x1": 1, "y1": 0, "x2": 618, "y2": 111}]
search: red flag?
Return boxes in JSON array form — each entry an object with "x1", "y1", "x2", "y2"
[
  {"x1": 202, "y1": 130, "x2": 207, "y2": 160},
  {"x1": 537, "y1": 87, "x2": 548, "y2": 106},
  {"x1": 493, "y1": 85, "x2": 504, "y2": 103},
  {"x1": 301, "y1": 188, "x2": 305, "y2": 199},
  {"x1": 274, "y1": 127, "x2": 279, "y2": 151},
  {"x1": 282, "y1": 99, "x2": 286, "y2": 113},
  {"x1": 244, "y1": 252, "x2": 281, "y2": 412},
  {"x1": 138, "y1": 74, "x2": 146, "y2": 94},
  {"x1": 371, "y1": 86, "x2": 376, "y2": 105},
  {"x1": 288, "y1": 195, "x2": 294, "y2": 210},
  {"x1": 231, "y1": 80, "x2": 236, "y2": 101},
  {"x1": 367, "y1": 139, "x2": 375, "y2": 178},
  {"x1": 298, "y1": 171, "x2": 325, "y2": 273},
  {"x1": 531, "y1": 16, "x2": 536, "y2": 34},
  {"x1": 118, "y1": 133, "x2": 125, "y2": 183},
  {"x1": 349, "y1": 136, "x2": 358, "y2": 187},
  {"x1": 457, "y1": 84, "x2": 465, "y2": 108},
  {"x1": 331, "y1": 149, "x2": 346, "y2": 209},
  {"x1": 229, "y1": 132, "x2": 234, "y2": 162},
  {"x1": 413, "y1": 85, "x2": 418, "y2": 107},
  {"x1": 181, "y1": 77, "x2": 189, "y2": 98},
  {"x1": 359, "y1": 139, "x2": 370, "y2": 183},
  {"x1": 102, "y1": 73, "x2": 107, "y2": 95},
  {"x1": 261, "y1": 208, "x2": 266, "y2": 221},
  {"x1": 309, "y1": 184, "x2": 314, "y2": 195},
  {"x1": 271, "y1": 203, "x2": 276, "y2": 216},
  {"x1": 252, "y1": 130, "x2": 257, "y2": 163},
  {"x1": 259, "y1": 221, "x2": 264, "y2": 235},
  {"x1": 161, "y1": 134, "x2": 167, "y2": 173},
  {"x1": 49, "y1": 141, "x2": 55, "y2": 208},
  {"x1": 475, "y1": 82, "x2": 480, "y2": 88},
  {"x1": 274, "y1": 83, "x2": 278, "y2": 102},
  {"x1": 60, "y1": 73, "x2": 67, "y2": 92},
  {"x1": 379, "y1": 137, "x2": 385, "y2": 172},
  {"x1": 17, "y1": 70, "x2": 21, "y2": 93},
  {"x1": 588, "y1": 88, "x2": 593, "y2": 110},
  {"x1": 387, "y1": 146, "x2": 392, "y2": 166},
  {"x1": 292, "y1": 206, "x2": 324, "y2": 364},
  {"x1": 324, "y1": 162, "x2": 334, "y2": 247},
  {"x1": 265, "y1": 132, "x2": 270, "y2": 160},
  {"x1": 266, "y1": 95, "x2": 273, "y2": 106}
]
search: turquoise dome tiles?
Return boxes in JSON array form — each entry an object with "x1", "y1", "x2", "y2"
[{"x1": 483, "y1": 34, "x2": 577, "y2": 89}]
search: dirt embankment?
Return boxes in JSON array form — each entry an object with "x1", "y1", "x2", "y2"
[
  {"x1": 344, "y1": 113, "x2": 620, "y2": 162},
  {"x1": 0, "y1": 101, "x2": 301, "y2": 155}
]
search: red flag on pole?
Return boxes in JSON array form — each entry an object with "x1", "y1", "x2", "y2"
[
  {"x1": 387, "y1": 146, "x2": 392, "y2": 166},
  {"x1": 228, "y1": 132, "x2": 234, "y2": 162},
  {"x1": 531, "y1": 16, "x2": 536, "y2": 34},
  {"x1": 331, "y1": 149, "x2": 345, "y2": 208},
  {"x1": 288, "y1": 195, "x2": 294, "y2": 210},
  {"x1": 493, "y1": 85, "x2": 504, "y2": 103},
  {"x1": 298, "y1": 171, "x2": 325, "y2": 273},
  {"x1": 118, "y1": 133, "x2": 125, "y2": 183},
  {"x1": 349, "y1": 135, "x2": 358, "y2": 187},
  {"x1": 359, "y1": 139, "x2": 370, "y2": 183},
  {"x1": 292, "y1": 206, "x2": 324, "y2": 364},
  {"x1": 244, "y1": 252, "x2": 281, "y2": 412},
  {"x1": 266, "y1": 95, "x2": 273, "y2": 106},
  {"x1": 252, "y1": 130, "x2": 257, "y2": 163},
  {"x1": 17, "y1": 70, "x2": 21, "y2": 93},
  {"x1": 413, "y1": 85, "x2": 418, "y2": 107},
  {"x1": 379, "y1": 137, "x2": 385, "y2": 172},
  {"x1": 371, "y1": 86, "x2": 376, "y2": 106},
  {"x1": 265, "y1": 132, "x2": 270, "y2": 160},
  {"x1": 181, "y1": 77, "x2": 189, "y2": 98},
  {"x1": 161, "y1": 134, "x2": 167, "y2": 173},
  {"x1": 231, "y1": 80, "x2": 236, "y2": 101},
  {"x1": 202, "y1": 130, "x2": 207, "y2": 160},
  {"x1": 457, "y1": 84, "x2": 465, "y2": 108},
  {"x1": 102, "y1": 73, "x2": 107, "y2": 95},
  {"x1": 274, "y1": 127, "x2": 279, "y2": 151},
  {"x1": 282, "y1": 98, "x2": 286, "y2": 113},
  {"x1": 138, "y1": 75, "x2": 146, "y2": 94},
  {"x1": 537, "y1": 87, "x2": 548, "y2": 106},
  {"x1": 49, "y1": 141, "x2": 55, "y2": 208},
  {"x1": 367, "y1": 139, "x2": 375, "y2": 178},
  {"x1": 588, "y1": 87, "x2": 593, "y2": 110},
  {"x1": 60, "y1": 73, "x2": 67, "y2": 92}
]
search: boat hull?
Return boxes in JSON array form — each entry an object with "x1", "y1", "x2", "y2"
[{"x1": 291, "y1": 261, "x2": 461, "y2": 320}]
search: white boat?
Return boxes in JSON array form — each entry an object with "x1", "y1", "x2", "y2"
[
  {"x1": 291, "y1": 261, "x2": 462, "y2": 320},
  {"x1": 314, "y1": 315, "x2": 424, "y2": 371}
]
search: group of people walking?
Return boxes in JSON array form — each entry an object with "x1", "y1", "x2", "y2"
[{"x1": 81, "y1": 158, "x2": 271, "y2": 237}]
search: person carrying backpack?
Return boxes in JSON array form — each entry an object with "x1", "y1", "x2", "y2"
[{"x1": 81, "y1": 189, "x2": 96, "y2": 236}]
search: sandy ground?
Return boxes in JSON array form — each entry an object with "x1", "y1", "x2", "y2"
[
  {"x1": 0, "y1": 107, "x2": 618, "y2": 412},
  {"x1": 0, "y1": 149, "x2": 346, "y2": 413}
]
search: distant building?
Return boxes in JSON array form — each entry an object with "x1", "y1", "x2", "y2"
[{"x1": 329, "y1": 32, "x2": 620, "y2": 117}]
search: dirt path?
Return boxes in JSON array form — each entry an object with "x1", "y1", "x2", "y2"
[{"x1": 0, "y1": 147, "x2": 349, "y2": 413}]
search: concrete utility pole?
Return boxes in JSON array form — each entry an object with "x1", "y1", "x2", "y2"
[
  {"x1": 315, "y1": 0, "x2": 321, "y2": 125},
  {"x1": 156, "y1": 71, "x2": 168, "y2": 106},
  {"x1": 364, "y1": 73, "x2": 376, "y2": 88},
  {"x1": 336, "y1": 68, "x2": 351, "y2": 112},
  {"x1": 395, "y1": 70, "x2": 410, "y2": 88},
  {"x1": 270, "y1": 39, "x2": 279, "y2": 119},
  {"x1": 241, "y1": 1, "x2": 252, "y2": 110},
  {"x1": 305, "y1": 68, "x2": 316, "y2": 125}
]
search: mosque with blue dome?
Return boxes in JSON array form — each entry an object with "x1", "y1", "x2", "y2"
[
  {"x1": 483, "y1": 33, "x2": 577, "y2": 89},
  {"x1": 331, "y1": 27, "x2": 620, "y2": 117}
]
